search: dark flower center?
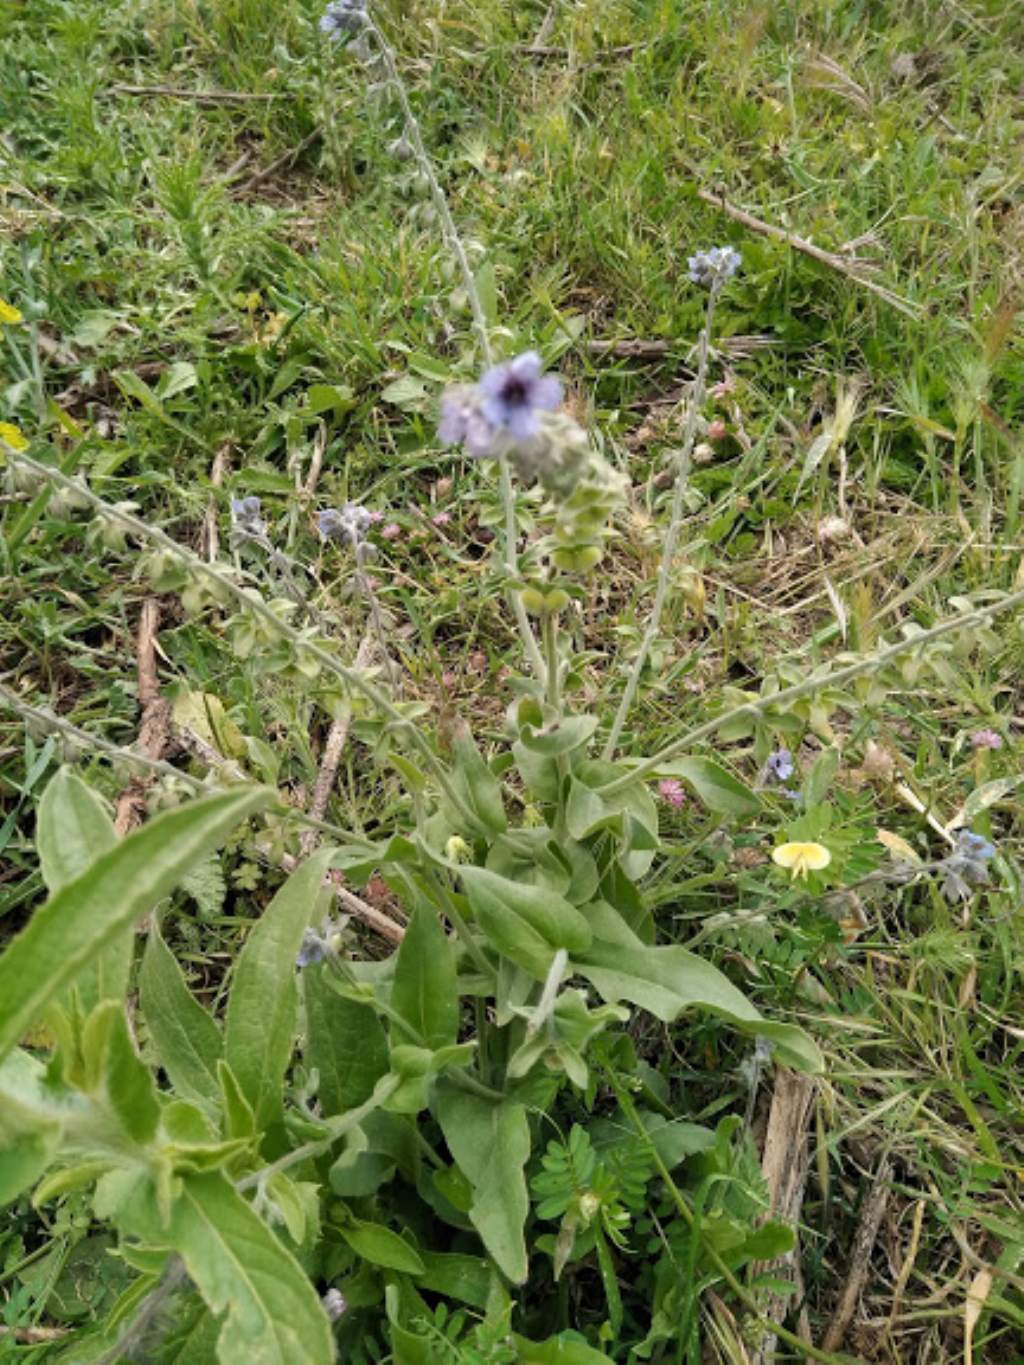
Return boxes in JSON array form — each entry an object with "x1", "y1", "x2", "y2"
[{"x1": 501, "y1": 378, "x2": 530, "y2": 406}]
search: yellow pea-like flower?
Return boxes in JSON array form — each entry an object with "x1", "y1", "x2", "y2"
[
  {"x1": 772, "y1": 841, "x2": 831, "y2": 880},
  {"x1": 0, "y1": 422, "x2": 28, "y2": 452},
  {"x1": 0, "y1": 300, "x2": 23, "y2": 325}
]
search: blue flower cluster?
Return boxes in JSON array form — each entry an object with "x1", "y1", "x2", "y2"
[
  {"x1": 438, "y1": 350, "x2": 562, "y2": 458},
  {"x1": 319, "y1": 503, "x2": 373, "y2": 546},
  {"x1": 940, "y1": 829, "x2": 996, "y2": 903},
  {"x1": 687, "y1": 245, "x2": 742, "y2": 288},
  {"x1": 319, "y1": 0, "x2": 367, "y2": 40},
  {"x1": 760, "y1": 746, "x2": 800, "y2": 801},
  {"x1": 231, "y1": 495, "x2": 267, "y2": 538}
]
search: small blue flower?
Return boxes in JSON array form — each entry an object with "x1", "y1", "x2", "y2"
[
  {"x1": 319, "y1": 503, "x2": 373, "y2": 545},
  {"x1": 320, "y1": 0, "x2": 367, "y2": 41},
  {"x1": 765, "y1": 748, "x2": 795, "y2": 782},
  {"x1": 687, "y1": 246, "x2": 742, "y2": 289},
  {"x1": 479, "y1": 351, "x2": 562, "y2": 442},
  {"x1": 438, "y1": 390, "x2": 497, "y2": 456},
  {"x1": 940, "y1": 829, "x2": 997, "y2": 903},
  {"x1": 296, "y1": 928, "x2": 329, "y2": 968},
  {"x1": 231, "y1": 495, "x2": 267, "y2": 537}
]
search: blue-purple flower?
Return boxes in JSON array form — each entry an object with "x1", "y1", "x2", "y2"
[
  {"x1": 319, "y1": 0, "x2": 367, "y2": 40},
  {"x1": 437, "y1": 390, "x2": 497, "y2": 457},
  {"x1": 231, "y1": 495, "x2": 267, "y2": 538},
  {"x1": 319, "y1": 503, "x2": 374, "y2": 546},
  {"x1": 764, "y1": 748, "x2": 795, "y2": 782},
  {"x1": 479, "y1": 351, "x2": 562, "y2": 442},
  {"x1": 687, "y1": 246, "x2": 742, "y2": 289},
  {"x1": 940, "y1": 829, "x2": 996, "y2": 903},
  {"x1": 296, "y1": 928, "x2": 329, "y2": 968}
]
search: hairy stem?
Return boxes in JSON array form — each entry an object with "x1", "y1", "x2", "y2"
[
  {"x1": 364, "y1": 16, "x2": 546, "y2": 682},
  {"x1": 599, "y1": 584, "x2": 1024, "y2": 798},
  {"x1": 5, "y1": 450, "x2": 474, "y2": 826},
  {"x1": 602, "y1": 286, "x2": 719, "y2": 760}
]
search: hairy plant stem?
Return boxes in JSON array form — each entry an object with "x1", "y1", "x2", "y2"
[
  {"x1": 598, "y1": 583, "x2": 1024, "y2": 798},
  {"x1": 601, "y1": 285, "x2": 719, "y2": 760},
  {"x1": 93, "y1": 1257, "x2": 189, "y2": 1365},
  {"x1": 364, "y1": 16, "x2": 547, "y2": 684},
  {"x1": 5, "y1": 450, "x2": 475, "y2": 826}
]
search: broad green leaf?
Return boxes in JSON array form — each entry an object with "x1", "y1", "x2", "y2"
[
  {"x1": 120, "y1": 1170, "x2": 333, "y2": 1364},
  {"x1": 390, "y1": 901, "x2": 458, "y2": 1050},
  {"x1": 451, "y1": 723, "x2": 507, "y2": 835},
  {"x1": 36, "y1": 768, "x2": 131, "y2": 1012},
  {"x1": 140, "y1": 927, "x2": 223, "y2": 1109},
  {"x1": 566, "y1": 778, "x2": 608, "y2": 841},
  {"x1": 303, "y1": 967, "x2": 388, "y2": 1118},
  {"x1": 433, "y1": 1080, "x2": 530, "y2": 1283},
  {"x1": 518, "y1": 714, "x2": 597, "y2": 757},
  {"x1": 513, "y1": 1333, "x2": 612, "y2": 1363},
  {"x1": 802, "y1": 747, "x2": 840, "y2": 810},
  {"x1": 649, "y1": 757, "x2": 760, "y2": 817},
  {"x1": 217, "y1": 1060, "x2": 257, "y2": 1140},
  {"x1": 0, "y1": 787, "x2": 272, "y2": 1064},
  {"x1": 224, "y1": 847, "x2": 334, "y2": 1130},
  {"x1": 574, "y1": 940, "x2": 823, "y2": 1073},
  {"x1": 84, "y1": 1001, "x2": 159, "y2": 1143},
  {"x1": 416, "y1": 1250, "x2": 492, "y2": 1309},
  {"x1": 337, "y1": 1211, "x2": 425, "y2": 1274},
  {"x1": 0, "y1": 1051, "x2": 61, "y2": 1206},
  {"x1": 461, "y1": 866, "x2": 592, "y2": 980}
]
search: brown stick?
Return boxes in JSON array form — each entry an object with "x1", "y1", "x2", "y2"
[
  {"x1": 298, "y1": 636, "x2": 376, "y2": 857},
  {"x1": 203, "y1": 443, "x2": 231, "y2": 562},
  {"x1": 751, "y1": 1070, "x2": 817, "y2": 1365},
  {"x1": 696, "y1": 187, "x2": 923, "y2": 317},
  {"x1": 234, "y1": 127, "x2": 323, "y2": 195},
  {"x1": 105, "y1": 83, "x2": 284, "y2": 103},
  {"x1": 114, "y1": 599, "x2": 172, "y2": 836},
  {"x1": 0, "y1": 1325, "x2": 71, "y2": 1342},
  {"x1": 822, "y1": 1153, "x2": 894, "y2": 1351}
]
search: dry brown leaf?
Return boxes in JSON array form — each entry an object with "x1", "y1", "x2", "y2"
[{"x1": 965, "y1": 1266, "x2": 993, "y2": 1365}]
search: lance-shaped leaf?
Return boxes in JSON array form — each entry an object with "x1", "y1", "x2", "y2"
[
  {"x1": 390, "y1": 900, "x2": 458, "y2": 1050},
  {"x1": 140, "y1": 927, "x2": 223, "y2": 1109},
  {"x1": 224, "y1": 847, "x2": 334, "y2": 1130},
  {"x1": 433, "y1": 1078, "x2": 530, "y2": 1284},
  {"x1": 303, "y1": 967, "x2": 388, "y2": 1119},
  {"x1": 0, "y1": 786, "x2": 272, "y2": 1065},
  {"x1": 36, "y1": 767, "x2": 130, "y2": 1011},
  {"x1": 461, "y1": 866, "x2": 591, "y2": 981},
  {"x1": 574, "y1": 939, "x2": 823, "y2": 1073},
  {"x1": 122, "y1": 1170, "x2": 334, "y2": 1364}
]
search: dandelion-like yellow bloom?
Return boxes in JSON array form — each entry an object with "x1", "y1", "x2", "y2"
[
  {"x1": 772, "y1": 841, "x2": 831, "y2": 880},
  {"x1": 0, "y1": 300, "x2": 23, "y2": 325},
  {"x1": 0, "y1": 422, "x2": 28, "y2": 452}
]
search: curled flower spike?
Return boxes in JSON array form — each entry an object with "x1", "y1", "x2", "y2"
[
  {"x1": 319, "y1": 0, "x2": 367, "y2": 40},
  {"x1": 230, "y1": 495, "x2": 267, "y2": 538},
  {"x1": 971, "y1": 728, "x2": 1003, "y2": 751},
  {"x1": 687, "y1": 246, "x2": 742, "y2": 288},
  {"x1": 940, "y1": 829, "x2": 996, "y2": 903},
  {"x1": 772, "y1": 841, "x2": 831, "y2": 880},
  {"x1": 657, "y1": 778, "x2": 686, "y2": 808},
  {"x1": 479, "y1": 350, "x2": 562, "y2": 441},
  {"x1": 319, "y1": 503, "x2": 374, "y2": 546}
]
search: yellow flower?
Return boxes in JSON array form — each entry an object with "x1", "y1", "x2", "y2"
[
  {"x1": 0, "y1": 300, "x2": 23, "y2": 326},
  {"x1": 0, "y1": 422, "x2": 28, "y2": 452},
  {"x1": 772, "y1": 841, "x2": 831, "y2": 880}
]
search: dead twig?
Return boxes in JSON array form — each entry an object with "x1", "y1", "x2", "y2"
[
  {"x1": 0, "y1": 1326, "x2": 72, "y2": 1343},
  {"x1": 203, "y1": 443, "x2": 231, "y2": 563},
  {"x1": 751, "y1": 1070, "x2": 817, "y2": 1365},
  {"x1": 234, "y1": 127, "x2": 323, "y2": 196},
  {"x1": 113, "y1": 599, "x2": 172, "y2": 836},
  {"x1": 822, "y1": 1153, "x2": 894, "y2": 1351},
  {"x1": 104, "y1": 83, "x2": 284, "y2": 103},
  {"x1": 696, "y1": 187, "x2": 923, "y2": 317}
]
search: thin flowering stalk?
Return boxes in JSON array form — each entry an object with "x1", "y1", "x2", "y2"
[
  {"x1": 601, "y1": 285, "x2": 721, "y2": 760},
  {"x1": 360, "y1": 13, "x2": 546, "y2": 682},
  {"x1": 597, "y1": 583, "x2": 1024, "y2": 799},
  {"x1": 4, "y1": 450, "x2": 476, "y2": 826}
]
